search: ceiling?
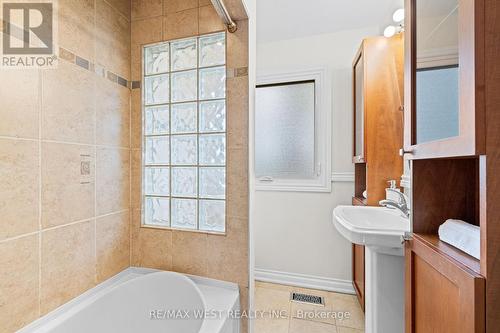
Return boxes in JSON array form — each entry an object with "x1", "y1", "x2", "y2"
[{"x1": 257, "y1": 0, "x2": 404, "y2": 43}]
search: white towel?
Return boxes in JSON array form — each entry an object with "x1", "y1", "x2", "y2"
[{"x1": 438, "y1": 219, "x2": 480, "y2": 259}]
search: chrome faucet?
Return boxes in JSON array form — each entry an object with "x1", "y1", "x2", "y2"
[{"x1": 379, "y1": 188, "x2": 410, "y2": 218}]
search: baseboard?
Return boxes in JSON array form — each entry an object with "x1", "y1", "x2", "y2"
[{"x1": 254, "y1": 268, "x2": 355, "y2": 294}]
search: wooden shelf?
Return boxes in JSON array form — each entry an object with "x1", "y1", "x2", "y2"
[
  {"x1": 414, "y1": 233, "x2": 481, "y2": 276},
  {"x1": 352, "y1": 196, "x2": 367, "y2": 206}
]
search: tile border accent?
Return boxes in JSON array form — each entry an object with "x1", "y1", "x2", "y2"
[
  {"x1": 58, "y1": 47, "x2": 131, "y2": 89},
  {"x1": 227, "y1": 67, "x2": 248, "y2": 78},
  {"x1": 131, "y1": 81, "x2": 141, "y2": 89},
  {"x1": 255, "y1": 268, "x2": 356, "y2": 295}
]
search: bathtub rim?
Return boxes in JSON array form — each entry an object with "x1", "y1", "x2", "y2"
[{"x1": 17, "y1": 267, "x2": 239, "y2": 333}]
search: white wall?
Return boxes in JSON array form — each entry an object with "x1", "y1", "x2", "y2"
[
  {"x1": 254, "y1": 26, "x2": 380, "y2": 284},
  {"x1": 242, "y1": 1, "x2": 257, "y2": 333}
]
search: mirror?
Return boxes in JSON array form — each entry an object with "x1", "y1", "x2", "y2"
[
  {"x1": 354, "y1": 55, "x2": 364, "y2": 158},
  {"x1": 415, "y1": 0, "x2": 459, "y2": 144}
]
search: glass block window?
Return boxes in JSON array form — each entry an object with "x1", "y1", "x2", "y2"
[{"x1": 142, "y1": 32, "x2": 226, "y2": 233}]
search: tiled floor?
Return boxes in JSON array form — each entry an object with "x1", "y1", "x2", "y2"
[{"x1": 254, "y1": 281, "x2": 365, "y2": 333}]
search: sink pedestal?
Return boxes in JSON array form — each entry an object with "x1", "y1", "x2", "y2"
[
  {"x1": 365, "y1": 246, "x2": 405, "y2": 333},
  {"x1": 332, "y1": 205, "x2": 409, "y2": 333}
]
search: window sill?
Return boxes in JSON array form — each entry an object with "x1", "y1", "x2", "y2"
[{"x1": 140, "y1": 224, "x2": 227, "y2": 236}]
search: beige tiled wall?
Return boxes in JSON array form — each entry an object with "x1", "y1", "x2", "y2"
[
  {"x1": 0, "y1": 0, "x2": 131, "y2": 331},
  {"x1": 129, "y1": 0, "x2": 249, "y2": 330},
  {"x1": 0, "y1": 0, "x2": 248, "y2": 331}
]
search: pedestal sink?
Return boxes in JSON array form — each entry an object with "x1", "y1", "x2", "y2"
[{"x1": 332, "y1": 205, "x2": 410, "y2": 333}]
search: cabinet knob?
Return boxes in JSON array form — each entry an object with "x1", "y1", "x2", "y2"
[
  {"x1": 401, "y1": 232, "x2": 413, "y2": 244},
  {"x1": 399, "y1": 148, "x2": 413, "y2": 157}
]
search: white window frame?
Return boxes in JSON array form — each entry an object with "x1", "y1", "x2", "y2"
[{"x1": 255, "y1": 68, "x2": 331, "y2": 192}]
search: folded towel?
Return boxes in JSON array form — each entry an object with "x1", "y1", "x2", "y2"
[
  {"x1": 362, "y1": 190, "x2": 367, "y2": 199},
  {"x1": 438, "y1": 219, "x2": 480, "y2": 259}
]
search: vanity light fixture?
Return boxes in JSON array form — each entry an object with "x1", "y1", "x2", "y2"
[
  {"x1": 383, "y1": 8, "x2": 405, "y2": 38},
  {"x1": 384, "y1": 25, "x2": 397, "y2": 38},
  {"x1": 393, "y1": 8, "x2": 405, "y2": 23}
]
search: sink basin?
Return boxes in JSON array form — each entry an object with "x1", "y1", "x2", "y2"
[
  {"x1": 332, "y1": 205, "x2": 410, "y2": 249},
  {"x1": 333, "y1": 205, "x2": 409, "y2": 333}
]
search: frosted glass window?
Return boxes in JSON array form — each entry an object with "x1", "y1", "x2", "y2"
[
  {"x1": 142, "y1": 32, "x2": 226, "y2": 232},
  {"x1": 416, "y1": 66, "x2": 459, "y2": 143},
  {"x1": 255, "y1": 81, "x2": 315, "y2": 179}
]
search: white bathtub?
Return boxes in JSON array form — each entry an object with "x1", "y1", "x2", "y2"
[{"x1": 18, "y1": 268, "x2": 240, "y2": 333}]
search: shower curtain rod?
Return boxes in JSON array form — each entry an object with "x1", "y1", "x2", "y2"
[{"x1": 210, "y1": 0, "x2": 238, "y2": 33}]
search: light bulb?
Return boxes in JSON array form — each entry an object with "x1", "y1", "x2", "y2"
[
  {"x1": 393, "y1": 8, "x2": 405, "y2": 22},
  {"x1": 384, "y1": 25, "x2": 397, "y2": 38}
]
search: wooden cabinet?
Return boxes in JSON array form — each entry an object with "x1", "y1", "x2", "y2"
[
  {"x1": 353, "y1": 35, "x2": 404, "y2": 205},
  {"x1": 405, "y1": 234, "x2": 485, "y2": 333},
  {"x1": 403, "y1": 0, "x2": 500, "y2": 331},
  {"x1": 351, "y1": 35, "x2": 404, "y2": 311},
  {"x1": 351, "y1": 196, "x2": 366, "y2": 311},
  {"x1": 352, "y1": 243, "x2": 365, "y2": 311},
  {"x1": 403, "y1": 0, "x2": 485, "y2": 160}
]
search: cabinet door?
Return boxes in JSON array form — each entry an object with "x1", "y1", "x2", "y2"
[
  {"x1": 403, "y1": 0, "x2": 485, "y2": 159},
  {"x1": 352, "y1": 244, "x2": 365, "y2": 311},
  {"x1": 405, "y1": 236, "x2": 485, "y2": 333},
  {"x1": 353, "y1": 48, "x2": 365, "y2": 163}
]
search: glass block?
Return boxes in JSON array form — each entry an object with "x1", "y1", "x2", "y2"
[
  {"x1": 171, "y1": 167, "x2": 197, "y2": 197},
  {"x1": 145, "y1": 136, "x2": 169, "y2": 165},
  {"x1": 144, "y1": 43, "x2": 169, "y2": 75},
  {"x1": 144, "y1": 197, "x2": 169, "y2": 226},
  {"x1": 200, "y1": 167, "x2": 225, "y2": 199},
  {"x1": 200, "y1": 100, "x2": 226, "y2": 132},
  {"x1": 171, "y1": 70, "x2": 197, "y2": 103},
  {"x1": 199, "y1": 200, "x2": 225, "y2": 232},
  {"x1": 171, "y1": 103, "x2": 197, "y2": 134},
  {"x1": 199, "y1": 33, "x2": 225, "y2": 67},
  {"x1": 144, "y1": 74, "x2": 169, "y2": 105},
  {"x1": 145, "y1": 105, "x2": 169, "y2": 135},
  {"x1": 199, "y1": 134, "x2": 225, "y2": 165},
  {"x1": 171, "y1": 38, "x2": 197, "y2": 71},
  {"x1": 171, "y1": 198, "x2": 197, "y2": 229},
  {"x1": 144, "y1": 167, "x2": 170, "y2": 195},
  {"x1": 199, "y1": 66, "x2": 226, "y2": 100},
  {"x1": 171, "y1": 135, "x2": 197, "y2": 165}
]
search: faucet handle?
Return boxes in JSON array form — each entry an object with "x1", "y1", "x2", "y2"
[
  {"x1": 386, "y1": 188, "x2": 408, "y2": 205},
  {"x1": 387, "y1": 180, "x2": 397, "y2": 189}
]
